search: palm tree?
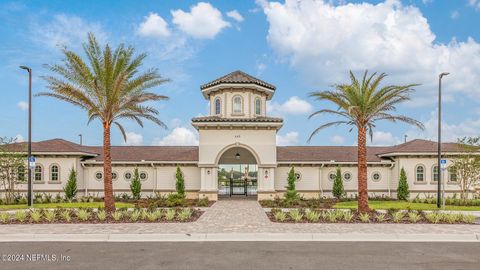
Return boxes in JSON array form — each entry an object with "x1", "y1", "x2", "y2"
[
  {"x1": 308, "y1": 71, "x2": 424, "y2": 213},
  {"x1": 38, "y1": 33, "x2": 169, "y2": 212}
]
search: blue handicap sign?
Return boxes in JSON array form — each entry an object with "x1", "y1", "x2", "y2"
[
  {"x1": 440, "y1": 159, "x2": 446, "y2": 164},
  {"x1": 28, "y1": 156, "x2": 36, "y2": 162}
]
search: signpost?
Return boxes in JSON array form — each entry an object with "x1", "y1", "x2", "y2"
[{"x1": 440, "y1": 159, "x2": 447, "y2": 209}]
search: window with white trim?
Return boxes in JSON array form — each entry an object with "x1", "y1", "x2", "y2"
[
  {"x1": 215, "y1": 98, "x2": 221, "y2": 115},
  {"x1": 415, "y1": 165, "x2": 425, "y2": 182},
  {"x1": 34, "y1": 165, "x2": 43, "y2": 182},
  {"x1": 124, "y1": 171, "x2": 132, "y2": 181},
  {"x1": 255, "y1": 98, "x2": 261, "y2": 115},
  {"x1": 95, "y1": 172, "x2": 103, "y2": 181},
  {"x1": 328, "y1": 172, "x2": 336, "y2": 181},
  {"x1": 343, "y1": 172, "x2": 352, "y2": 182},
  {"x1": 449, "y1": 167, "x2": 457, "y2": 182},
  {"x1": 139, "y1": 172, "x2": 148, "y2": 181},
  {"x1": 50, "y1": 165, "x2": 60, "y2": 181},
  {"x1": 372, "y1": 172, "x2": 381, "y2": 182},
  {"x1": 233, "y1": 96, "x2": 243, "y2": 114},
  {"x1": 432, "y1": 165, "x2": 439, "y2": 182},
  {"x1": 17, "y1": 166, "x2": 26, "y2": 182}
]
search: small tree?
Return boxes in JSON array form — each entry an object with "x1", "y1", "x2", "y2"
[
  {"x1": 175, "y1": 166, "x2": 185, "y2": 198},
  {"x1": 332, "y1": 166, "x2": 344, "y2": 199},
  {"x1": 130, "y1": 167, "x2": 142, "y2": 200},
  {"x1": 450, "y1": 137, "x2": 480, "y2": 200},
  {"x1": 397, "y1": 167, "x2": 409, "y2": 200},
  {"x1": 64, "y1": 167, "x2": 78, "y2": 200},
  {"x1": 0, "y1": 137, "x2": 26, "y2": 204},
  {"x1": 284, "y1": 167, "x2": 299, "y2": 202}
]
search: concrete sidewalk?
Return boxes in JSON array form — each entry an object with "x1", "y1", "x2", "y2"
[{"x1": 0, "y1": 232, "x2": 479, "y2": 242}]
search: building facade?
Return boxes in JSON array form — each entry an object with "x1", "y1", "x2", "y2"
[{"x1": 5, "y1": 71, "x2": 477, "y2": 200}]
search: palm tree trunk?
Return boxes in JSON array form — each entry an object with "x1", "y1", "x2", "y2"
[
  {"x1": 357, "y1": 126, "x2": 369, "y2": 213},
  {"x1": 103, "y1": 122, "x2": 115, "y2": 213}
]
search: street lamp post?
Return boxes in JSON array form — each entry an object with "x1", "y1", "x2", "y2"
[
  {"x1": 19, "y1": 66, "x2": 33, "y2": 207},
  {"x1": 437, "y1": 72, "x2": 449, "y2": 209}
]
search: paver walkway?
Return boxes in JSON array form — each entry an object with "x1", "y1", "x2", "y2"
[{"x1": 1, "y1": 199, "x2": 480, "y2": 235}]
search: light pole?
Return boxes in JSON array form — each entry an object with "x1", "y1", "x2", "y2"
[
  {"x1": 19, "y1": 66, "x2": 33, "y2": 207},
  {"x1": 437, "y1": 72, "x2": 449, "y2": 208}
]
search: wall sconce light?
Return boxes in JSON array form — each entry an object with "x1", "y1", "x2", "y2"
[
  {"x1": 265, "y1": 170, "x2": 269, "y2": 178},
  {"x1": 235, "y1": 152, "x2": 241, "y2": 160},
  {"x1": 207, "y1": 170, "x2": 211, "y2": 175}
]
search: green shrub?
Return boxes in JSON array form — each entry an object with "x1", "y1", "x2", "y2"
[
  {"x1": 129, "y1": 210, "x2": 141, "y2": 222},
  {"x1": 343, "y1": 211, "x2": 354, "y2": 222},
  {"x1": 332, "y1": 166, "x2": 344, "y2": 199},
  {"x1": 165, "y1": 209, "x2": 176, "y2": 221},
  {"x1": 197, "y1": 198, "x2": 209, "y2": 207},
  {"x1": 64, "y1": 167, "x2": 78, "y2": 201},
  {"x1": 177, "y1": 208, "x2": 192, "y2": 221},
  {"x1": 397, "y1": 168, "x2": 410, "y2": 200},
  {"x1": 274, "y1": 211, "x2": 287, "y2": 222},
  {"x1": 60, "y1": 210, "x2": 71, "y2": 222},
  {"x1": 376, "y1": 213, "x2": 386, "y2": 222},
  {"x1": 97, "y1": 210, "x2": 107, "y2": 221},
  {"x1": 306, "y1": 210, "x2": 320, "y2": 222},
  {"x1": 0, "y1": 212, "x2": 10, "y2": 223},
  {"x1": 175, "y1": 166, "x2": 186, "y2": 198},
  {"x1": 289, "y1": 209, "x2": 303, "y2": 222},
  {"x1": 462, "y1": 214, "x2": 476, "y2": 224},
  {"x1": 426, "y1": 212, "x2": 442, "y2": 224},
  {"x1": 359, "y1": 212, "x2": 370, "y2": 223},
  {"x1": 30, "y1": 210, "x2": 42, "y2": 223},
  {"x1": 284, "y1": 167, "x2": 299, "y2": 203},
  {"x1": 76, "y1": 209, "x2": 90, "y2": 221},
  {"x1": 15, "y1": 211, "x2": 28, "y2": 222},
  {"x1": 130, "y1": 168, "x2": 142, "y2": 200},
  {"x1": 326, "y1": 210, "x2": 339, "y2": 222},
  {"x1": 146, "y1": 211, "x2": 158, "y2": 222},
  {"x1": 44, "y1": 211, "x2": 56, "y2": 223},
  {"x1": 392, "y1": 211, "x2": 404, "y2": 223},
  {"x1": 166, "y1": 193, "x2": 186, "y2": 207},
  {"x1": 408, "y1": 212, "x2": 421, "y2": 223},
  {"x1": 111, "y1": 211, "x2": 123, "y2": 221}
]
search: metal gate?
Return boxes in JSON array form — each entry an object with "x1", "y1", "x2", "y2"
[{"x1": 219, "y1": 178, "x2": 257, "y2": 197}]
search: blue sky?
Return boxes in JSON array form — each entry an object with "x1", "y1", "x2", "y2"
[{"x1": 1, "y1": 0, "x2": 479, "y2": 147}]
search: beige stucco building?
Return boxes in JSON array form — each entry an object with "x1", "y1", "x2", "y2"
[{"x1": 5, "y1": 71, "x2": 477, "y2": 200}]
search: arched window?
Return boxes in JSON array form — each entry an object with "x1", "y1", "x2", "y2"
[
  {"x1": 449, "y1": 167, "x2": 457, "y2": 182},
  {"x1": 233, "y1": 96, "x2": 243, "y2": 114},
  {"x1": 17, "y1": 166, "x2": 26, "y2": 182},
  {"x1": 50, "y1": 165, "x2": 59, "y2": 181},
  {"x1": 215, "y1": 98, "x2": 221, "y2": 115},
  {"x1": 255, "y1": 98, "x2": 261, "y2": 115},
  {"x1": 432, "y1": 165, "x2": 439, "y2": 182},
  {"x1": 415, "y1": 165, "x2": 425, "y2": 182},
  {"x1": 34, "y1": 165, "x2": 43, "y2": 182}
]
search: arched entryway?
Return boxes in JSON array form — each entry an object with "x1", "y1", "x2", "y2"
[{"x1": 217, "y1": 146, "x2": 258, "y2": 198}]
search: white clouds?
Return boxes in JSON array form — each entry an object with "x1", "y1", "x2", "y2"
[
  {"x1": 276, "y1": 131, "x2": 299, "y2": 146},
  {"x1": 124, "y1": 132, "x2": 143, "y2": 146},
  {"x1": 451, "y1": 10, "x2": 460, "y2": 20},
  {"x1": 152, "y1": 127, "x2": 199, "y2": 146},
  {"x1": 260, "y1": 0, "x2": 480, "y2": 104},
  {"x1": 268, "y1": 96, "x2": 313, "y2": 115},
  {"x1": 171, "y1": 2, "x2": 230, "y2": 39},
  {"x1": 17, "y1": 101, "x2": 28, "y2": 111},
  {"x1": 226, "y1": 10, "x2": 244, "y2": 22},
  {"x1": 31, "y1": 14, "x2": 106, "y2": 50},
  {"x1": 330, "y1": 135, "x2": 345, "y2": 144},
  {"x1": 138, "y1": 13, "x2": 171, "y2": 38},
  {"x1": 468, "y1": 0, "x2": 480, "y2": 10},
  {"x1": 407, "y1": 111, "x2": 480, "y2": 142},
  {"x1": 14, "y1": 134, "x2": 25, "y2": 143},
  {"x1": 368, "y1": 131, "x2": 402, "y2": 146}
]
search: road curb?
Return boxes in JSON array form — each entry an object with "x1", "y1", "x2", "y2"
[{"x1": 0, "y1": 233, "x2": 478, "y2": 242}]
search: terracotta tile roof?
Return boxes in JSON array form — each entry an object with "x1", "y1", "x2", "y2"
[
  {"x1": 86, "y1": 146, "x2": 198, "y2": 162},
  {"x1": 191, "y1": 116, "x2": 283, "y2": 123},
  {"x1": 377, "y1": 139, "x2": 463, "y2": 156},
  {"x1": 200, "y1": 70, "x2": 276, "y2": 90},
  {"x1": 277, "y1": 146, "x2": 390, "y2": 163},
  {"x1": 4, "y1": 139, "x2": 97, "y2": 155}
]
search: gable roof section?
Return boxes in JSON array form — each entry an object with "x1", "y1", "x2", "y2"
[
  {"x1": 192, "y1": 116, "x2": 283, "y2": 123},
  {"x1": 200, "y1": 70, "x2": 276, "y2": 90},
  {"x1": 4, "y1": 138, "x2": 98, "y2": 156},
  {"x1": 277, "y1": 146, "x2": 390, "y2": 163},
  {"x1": 86, "y1": 146, "x2": 198, "y2": 162},
  {"x1": 377, "y1": 139, "x2": 463, "y2": 156}
]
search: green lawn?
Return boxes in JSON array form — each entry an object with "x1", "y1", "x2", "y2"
[
  {"x1": 334, "y1": 200, "x2": 480, "y2": 211},
  {"x1": 0, "y1": 202, "x2": 134, "y2": 211}
]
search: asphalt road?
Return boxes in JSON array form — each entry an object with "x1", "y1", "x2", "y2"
[{"x1": 0, "y1": 242, "x2": 479, "y2": 270}]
